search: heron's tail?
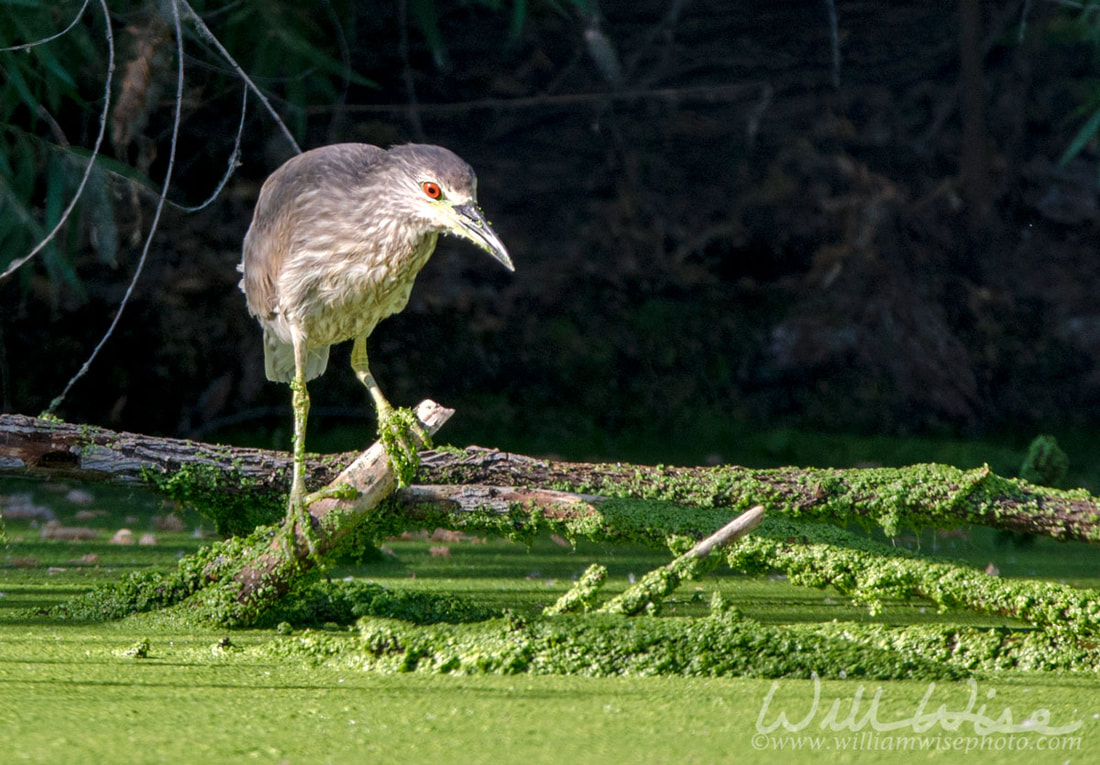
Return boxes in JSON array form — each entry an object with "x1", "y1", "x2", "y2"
[{"x1": 263, "y1": 329, "x2": 330, "y2": 383}]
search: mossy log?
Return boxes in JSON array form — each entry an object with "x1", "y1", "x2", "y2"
[
  {"x1": 416, "y1": 448, "x2": 1100, "y2": 543},
  {"x1": 13, "y1": 412, "x2": 1100, "y2": 634},
  {"x1": 2, "y1": 415, "x2": 1099, "y2": 543}
]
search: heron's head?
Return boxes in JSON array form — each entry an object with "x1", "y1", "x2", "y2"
[{"x1": 383, "y1": 144, "x2": 514, "y2": 272}]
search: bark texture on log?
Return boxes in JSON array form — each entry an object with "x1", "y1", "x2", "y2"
[
  {"x1": 0, "y1": 412, "x2": 300, "y2": 493},
  {"x1": 415, "y1": 447, "x2": 1100, "y2": 544}
]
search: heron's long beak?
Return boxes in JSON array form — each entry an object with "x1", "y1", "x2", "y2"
[{"x1": 453, "y1": 203, "x2": 514, "y2": 272}]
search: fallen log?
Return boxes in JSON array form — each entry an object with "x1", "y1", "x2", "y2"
[
  {"x1": 13, "y1": 412, "x2": 1099, "y2": 634},
  {"x1": 2, "y1": 413, "x2": 1099, "y2": 544},
  {"x1": 415, "y1": 448, "x2": 1100, "y2": 544}
]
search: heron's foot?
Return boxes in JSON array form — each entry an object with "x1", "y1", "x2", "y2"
[
  {"x1": 282, "y1": 492, "x2": 321, "y2": 560},
  {"x1": 279, "y1": 484, "x2": 357, "y2": 561},
  {"x1": 377, "y1": 405, "x2": 431, "y2": 487}
]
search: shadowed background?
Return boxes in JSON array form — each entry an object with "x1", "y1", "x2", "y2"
[{"x1": 2, "y1": 0, "x2": 1098, "y2": 472}]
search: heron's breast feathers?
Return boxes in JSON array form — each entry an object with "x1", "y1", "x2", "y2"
[{"x1": 269, "y1": 232, "x2": 439, "y2": 347}]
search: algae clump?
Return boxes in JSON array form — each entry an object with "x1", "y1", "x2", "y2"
[{"x1": 267, "y1": 613, "x2": 964, "y2": 681}]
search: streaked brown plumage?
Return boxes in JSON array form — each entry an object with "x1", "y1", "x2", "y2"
[{"x1": 239, "y1": 143, "x2": 513, "y2": 516}]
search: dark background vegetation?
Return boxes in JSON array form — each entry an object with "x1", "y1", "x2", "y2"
[{"x1": 2, "y1": 0, "x2": 1099, "y2": 469}]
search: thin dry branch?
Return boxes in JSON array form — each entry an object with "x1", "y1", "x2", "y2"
[
  {"x1": 176, "y1": 86, "x2": 248, "y2": 213},
  {"x1": 598, "y1": 505, "x2": 767, "y2": 615},
  {"x1": 681, "y1": 505, "x2": 767, "y2": 560},
  {"x1": 178, "y1": 0, "x2": 301, "y2": 155},
  {"x1": 0, "y1": 0, "x2": 91, "y2": 52},
  {"x1": 307, "y1": 82, "x2": 766, "y2": 117}
]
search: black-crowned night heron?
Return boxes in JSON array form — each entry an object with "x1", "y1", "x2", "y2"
[{"x1": 239, "y1": 143, "x2": 513, "y2": 520}]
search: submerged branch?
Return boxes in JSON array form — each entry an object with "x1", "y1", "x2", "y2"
[
  {"x1": 734, "y1": 518, "x2": 1100, "y2": 637},
  {"x1": 597, "y1": 505, "x2": 767, "y2": 616}
]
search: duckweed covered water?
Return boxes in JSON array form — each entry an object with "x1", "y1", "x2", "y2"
[{"x1": 3, "y1": 475, "x2": 1100, "y2": 762}]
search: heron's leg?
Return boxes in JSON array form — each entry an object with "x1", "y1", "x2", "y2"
[
  {"x1": 351, "y1": 334, "x2": 429, "y2": 485},
  {"x1": 289, "y1": 332, "x2": 311, "y2": 507},
  {"x1": 350, "y1": 334, "x2": 392, "y2": 418},
  {"x1": 285, "y1": 330, "x2": 322, "y2": 556}
]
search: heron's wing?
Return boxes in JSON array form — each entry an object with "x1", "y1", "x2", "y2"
[{"x1": 240, "y1": 144, "x2": 387, "y2": 321}]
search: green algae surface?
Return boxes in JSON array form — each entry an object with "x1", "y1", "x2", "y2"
[
  {"x1": 4, "y1": 476, "x2": 1100, "y2": 763},
  {"x1": 7, "y1": 626, "x2": 1094, "y2": 764}
]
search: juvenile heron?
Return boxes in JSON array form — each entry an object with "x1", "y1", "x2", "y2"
[{"x1": 239, "y1": 143, "x2": 513, "y2": 518}]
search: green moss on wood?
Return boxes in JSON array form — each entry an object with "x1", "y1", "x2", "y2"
[
  {"x1": 378, "y1": 406, "x2": 428, "y2": 487},
  {"x1": 544, "y1": 563, "x2": 608, "y2": 615},
  {"x1": 551, "y1": 461, "x2": 1099, "y2": 543},
  {"x1": 141, "y1": 463, "x2": 284, "y2": 536},
  {"x1": 728, "y1": 518, "x2": 1100, "y2": 635}
]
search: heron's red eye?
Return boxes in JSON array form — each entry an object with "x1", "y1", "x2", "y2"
[{"x1": 421, "y1": 181, "x2": 442, "y2": 199}]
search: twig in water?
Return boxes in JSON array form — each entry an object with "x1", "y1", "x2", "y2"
[{"x1": 599, "y1": 505, "x2": 767, "y2": 616}]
